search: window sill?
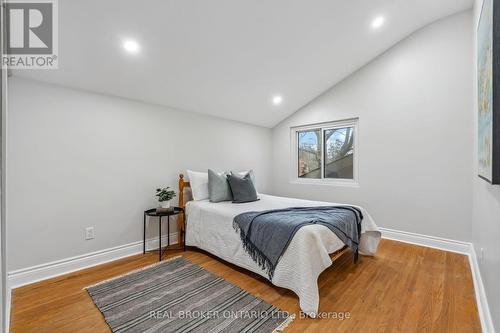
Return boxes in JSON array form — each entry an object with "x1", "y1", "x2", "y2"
[{"x1": 289, "y1": 179, "x2": 360, "y2": 188}]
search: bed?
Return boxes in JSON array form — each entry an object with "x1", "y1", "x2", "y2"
[{"x1": 177, "y1": 174, "x2": 381, "y2": 317}]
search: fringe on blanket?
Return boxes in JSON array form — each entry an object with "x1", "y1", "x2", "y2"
[{"x1": 233, "y1": 221, "x2": 277, "y2": 280}]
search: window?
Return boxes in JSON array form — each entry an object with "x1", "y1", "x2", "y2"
[
  {"x1": 297, "y1": 129, "x2": 321, "y2": 179},
  {"x1": 291, "y1": 118, "x2": 358, "y2": 186}
]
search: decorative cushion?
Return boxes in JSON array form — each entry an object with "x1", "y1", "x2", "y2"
[
  {"x1": 208, "y1": 169, "x2": 232, "y2": 202},
  {"x1": 227, "y1": 172, "x2": 259, "y2": 203},
  {"x1": 235, "y1": 170, "x2": 257, "y2": 192}
]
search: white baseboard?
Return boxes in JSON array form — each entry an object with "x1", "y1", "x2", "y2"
[
  {"x1": 8, "y1": 232, "x2": 178, "y2": 289},
  {"x1": 380, "y1": 227, "x2": 494, "y2": 332},
  {"x1": 379, "y1": 227, "x2": 471, "y2": 254},
  {"x1": 5, "y1": 281, "x2": 11, "y2": 333},
  {"x1": 469, "y1": 245, "x2": 495, "y2": 333},
  {"x1": 146, "y1": 233, "x2": 179, "y2": 252}
]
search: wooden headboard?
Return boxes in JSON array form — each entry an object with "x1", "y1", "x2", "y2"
[
  {"x1": 178, "y1": 174, "x2": 191, "y2": 210},
  {"x1": 178, "y1": 174, "x2": 190, "y2": 233}
]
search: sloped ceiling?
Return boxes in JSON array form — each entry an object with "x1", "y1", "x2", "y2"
[{"x1": 14, "y1": 0, "x2": 473, "y2": 127}]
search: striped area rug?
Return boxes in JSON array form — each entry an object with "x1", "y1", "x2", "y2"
[{"x1": 85, "y1": 256, "x2": 295, "y2": 333}]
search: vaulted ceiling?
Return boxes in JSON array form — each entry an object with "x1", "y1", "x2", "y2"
[{"x1": 14, "y1": 0, "x2": 473, "y2": 127}]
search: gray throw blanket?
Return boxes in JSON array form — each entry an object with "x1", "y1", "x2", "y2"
[{"x1": 233, "y1": 206, "x2": 363, "y2": 280}]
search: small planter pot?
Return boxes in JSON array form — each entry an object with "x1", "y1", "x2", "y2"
[{"x1": 159, "y1": 200, "x2": 171, "y2": 209}]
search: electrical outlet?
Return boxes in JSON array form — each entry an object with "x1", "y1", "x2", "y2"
[
  {"x1": 480, "y1": 248, "x2": 485, "y2": 264},
  {"x1": 85, "y1": 227, "x2": 94, "y2": 240}
]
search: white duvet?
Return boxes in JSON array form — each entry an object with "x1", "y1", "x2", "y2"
[{"x1": 185, "y1": 194, "x2": 381, "y2": 316}]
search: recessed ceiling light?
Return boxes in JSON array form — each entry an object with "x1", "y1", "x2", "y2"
[
  {"x1": 371, "y1": 16, "x2": 385, "y2": 30},
  {"x1": 123, "y1": 39, "x2": 140, "y2": 54},
  {"x1": 272, "y1": 95, "x2": 283, "y2": 105}
]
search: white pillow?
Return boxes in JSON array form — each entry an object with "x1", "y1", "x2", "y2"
[{"x1": 186, "y1": 170, "x2": 209, "y2": 201}]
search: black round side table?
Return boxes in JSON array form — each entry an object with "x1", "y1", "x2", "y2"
[{"x1": 143, "y1": 207, "x2": 185, "y2": 261}]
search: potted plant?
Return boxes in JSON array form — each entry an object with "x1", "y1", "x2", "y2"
[{"x1": 156, "y1": 187, "x2": 176, "y2": 209}]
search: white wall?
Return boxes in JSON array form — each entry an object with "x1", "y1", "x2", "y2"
[
  {"x1": 1, "y1": 4, "x2": 8, "y2": 327},
  {"x1": 6, "y1": 77, "x2": 272, "y2": 271},
  {"x1": 473, "y1": 0, "x2": 500, "y2": 331},
  {"x1": 270, "y1": 11, "x2": 473, "y2": 241},
  {"x1": 0, "y1": 38, "x2": 6, "y2": 333}
]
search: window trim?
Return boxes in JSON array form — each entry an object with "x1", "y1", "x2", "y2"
[{"x1": 290, "y1": 118, "x2": 359, "y2": 187}]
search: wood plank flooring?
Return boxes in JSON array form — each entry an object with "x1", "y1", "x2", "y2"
[{"x1": 10, "y1": 239, "x2": 481, "y2": 332}]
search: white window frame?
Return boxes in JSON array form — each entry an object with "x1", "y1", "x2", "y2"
[{"x1": 290, "y1": 118, "x2": 359, "y2": 187}]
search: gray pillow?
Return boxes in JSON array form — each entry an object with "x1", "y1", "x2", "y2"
[
  {"x1": 227, "y1": 172, "x2": 259, "y2": 203},
  {"x1": 235, "y1": 170, "x2": 257, "y2": 192},
  {"x1": 208, "y1": 169, "x2": 233, "y2": 202}
]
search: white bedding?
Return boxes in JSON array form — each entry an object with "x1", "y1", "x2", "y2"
[{"x1": 185, "y1": 194, "x2": 381, "y2": 316}]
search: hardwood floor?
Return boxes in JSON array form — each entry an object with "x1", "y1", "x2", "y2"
[{"x1": 10, "y1": 239, "x2": 481, "y2": 332}]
